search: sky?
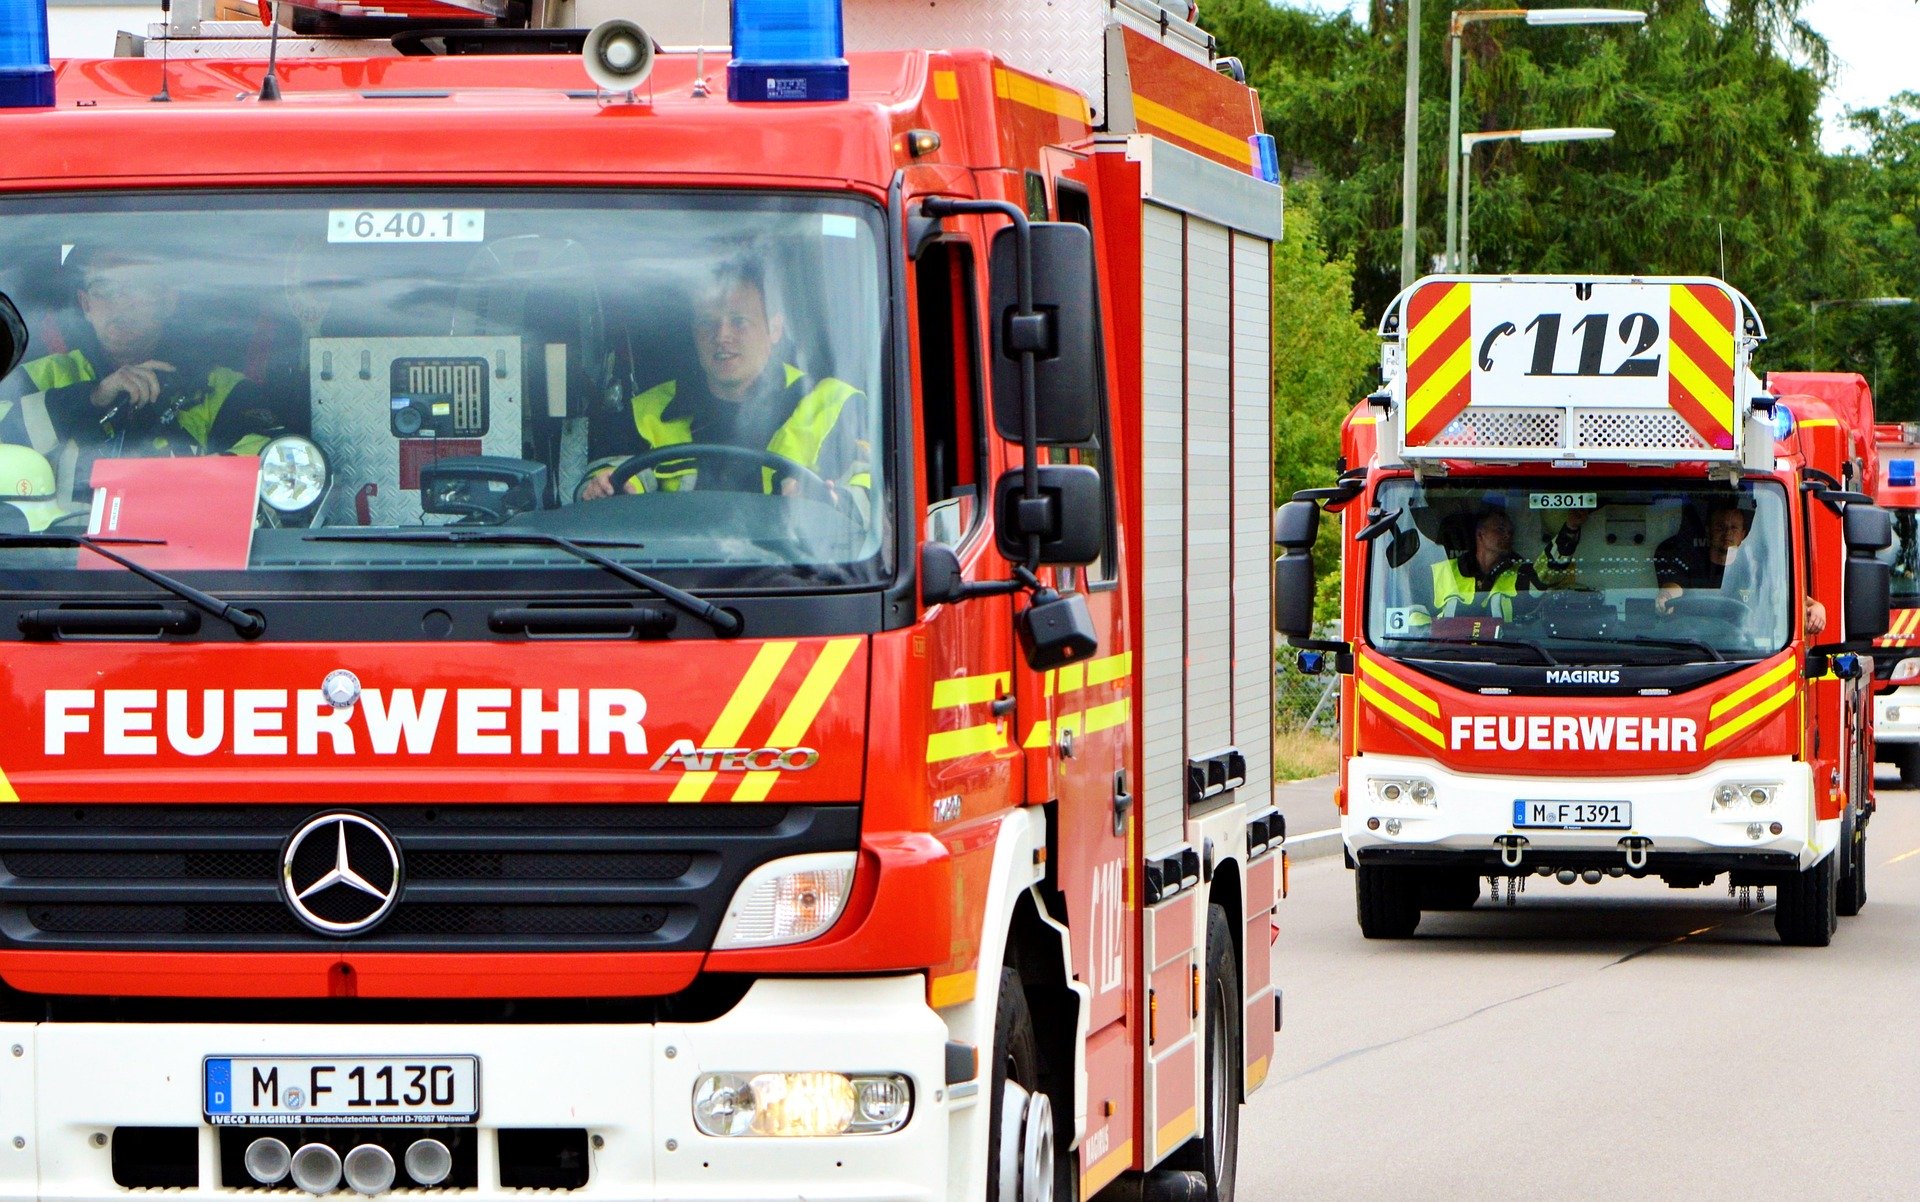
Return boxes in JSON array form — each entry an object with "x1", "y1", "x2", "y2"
[{"x1": 1307, "y1": 0, "x2": 1920, "y2": 153}]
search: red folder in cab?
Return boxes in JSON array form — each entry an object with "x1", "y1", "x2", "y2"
[{"x1": 83, "y1": 457, "x2": 259, "y2": 571}]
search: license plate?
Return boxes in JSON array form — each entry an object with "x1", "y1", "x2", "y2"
[
  {"x1": 1513, "y1": 800, "x2": 1631, "y2": 829},
  {"x1": 204, "y1": 1056, "x2": 479, "y2": 1126}
]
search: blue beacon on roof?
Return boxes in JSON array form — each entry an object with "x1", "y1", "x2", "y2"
[
  {"x1": 0, "y1": 0, "x2": 56, "y2": 108},
  {"x1": 1891, "y1": 459, "x2": 1917, "y2": 488},
  {"x1": 728, "y1": 0, "x2": 850, "y2": 103}
]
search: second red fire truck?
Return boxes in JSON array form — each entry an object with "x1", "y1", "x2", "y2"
[
  {"x1": 1870, "y1": 418, "x2": 1920, "y2": 783},
  {"x1": 1277, "y1": 276, "x2": 1891, "y2": 947}
]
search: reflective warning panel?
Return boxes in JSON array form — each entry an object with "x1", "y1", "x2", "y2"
[{"x1": 1382, "y1": 275, "x2": 1762, "y2": 464}]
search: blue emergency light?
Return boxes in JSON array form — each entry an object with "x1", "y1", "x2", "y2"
[
  {"x1": 0, "y1": 0, "x2": 55, "y2": 108},
  {"x1": 1893, "y1": 459, "x2": 1917, "y2": 488},
  {"x1": 1770, "y1": 403, "x2": 1795, "y2": 441},
  {"x1": 728, "y1": 0, "x2": 849, "y2": 103},
  {"x1": 1249, "y1": 134, "x2": 1280, "y2": 184}
]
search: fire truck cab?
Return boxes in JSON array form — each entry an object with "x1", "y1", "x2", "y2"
[
  {"x1": 1276, "y1": 276, "x2": 1892, "y2": 947},
  {"x1": 0, "y1": 0, "x2": 1286, "y2": 1198}
]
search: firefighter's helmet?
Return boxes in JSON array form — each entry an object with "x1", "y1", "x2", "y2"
[{"x1": 0, "y1": 444, "x2": 69, "y2": 531}]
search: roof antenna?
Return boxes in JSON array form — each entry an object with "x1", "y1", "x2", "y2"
[
  {"x1": 691, "y1": 0, "x2": 711, "y2": 97},
  {"x1": 258, "y1": 0, "x2": 283, "y2": 101},
  {"x1": 150, "y1": 0, "x2": 172, "y2": 102}
]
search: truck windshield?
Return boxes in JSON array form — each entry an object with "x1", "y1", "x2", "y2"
[
  {"x1": 1365, "y1": 478, "x2": 1793, "y2": 664},
  {"x1": 1879, "y1": 508, "x2": 1920, "y2": 605},
  {"x1": 0, "y1": 191, "x2": 889, "y2": 592}
]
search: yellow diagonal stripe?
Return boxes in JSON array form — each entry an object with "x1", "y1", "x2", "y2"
[
  {"x1": 1668, "y1": 346, "x2": 1734, "y2": 430},
  {"x1": 0, "y1": 768, "x2": 15, "y2": 803},
  {"x1": 1670, "y1": 285, "x2": 1734, "y2": 368},
  {"x1": 1406, "y1": 337, "x2": 1473, "y2": 429},
  {"x1": 1131, "y1": 93, "x2": 1253, "y2": 164},
  {"x1": 670, "y1": 641, "x2": 797, "y2": 801},
  {"x1": 1025, "y1": 718, "x2": 1053, "y2": 749},
  {"x1": 1704, "y1": 684, "x2": 1796, "y2": 749},
  {"x1": 1406, "y1": 282, "x2": 1470, "y2": 365},
  {"x1": 1087, "y1": 652, "x2": 1133, "y2": 686},
  {"x1": 731, "y1": 639, "x2": 860, "y2": 802},
  {"x1": 932, "y1": 672, "x2": 1009, "y2": 710},
  {"x1": 1357, "y1": 680, "x2": 1445, "y2": 748},
  {"x1": 1358, "y1": 656, "x2": 1439, "y2": 716},
  {"x1": 1709, "y1": 658, "x2": 1797, "y2": 720},
  {"x1": 928, "y1": 722, "x2": 1009, "y2": 762}
]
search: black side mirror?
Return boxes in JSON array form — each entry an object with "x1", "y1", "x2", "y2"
[
  {"x1": 1845, "y1": 503, "x2": 1893, "y2": 553},
  {"x1": 1845, "y1": 556, "x2": 1891, "y2": 642},
  {"x1": 989, "y1": 222, "x2": 1100, "y2": 446},
  {"x1": 0, "y1": 294, "x2": 26, "y2": 379},
  {"x1": 921, "y1": 542, "x2": 965, "y2": 606},
  {"x1": 1274, "y1": 500, "x2": 1320, "y2": 551},
  {"x1": 993, "y1": 464, "x2": 1103, "y2": 566},
  {"x1": 1018, "y1": 588, "x2": 1097, "y2": 670}
]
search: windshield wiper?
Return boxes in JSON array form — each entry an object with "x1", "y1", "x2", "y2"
[
  {"x1": 1381, "y1": 634, "x2": 1559, "y2": 666},
  {"x1": 307, "y1": 530, "x2": 743, "y2": 636},
  {"x1": 0, "y1": 533, "x2": 264, "y2": 635},
  {"x1": 1605, "y1": 635, "x2": 1727, "y2": 663}
]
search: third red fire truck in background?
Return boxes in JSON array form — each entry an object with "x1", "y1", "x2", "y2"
[
  {"x1": 1870, "y1": 418, "x2": 1920, "y2": 784},
  {"x1": 1276, "y1": 276, "x2": 1892, "y2": 947}
]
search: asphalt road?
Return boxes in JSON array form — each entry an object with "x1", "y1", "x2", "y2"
[{"x1": 1238, "y1": 771, "x2": 1920, "y2": 1200}]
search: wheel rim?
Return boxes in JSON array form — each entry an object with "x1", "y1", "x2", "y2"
[
  {"x1": 1020, "y1": 1089, "x2": 1055, "y2": 1202},
  {"x1": 998, "y1": 1081, "x2": 1030, "y2": 1202},
  {"x1": 1208, "y1": 983, "x2": 1230, "y2": 1164}
]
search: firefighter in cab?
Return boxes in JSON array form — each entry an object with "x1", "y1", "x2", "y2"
[
  {"x1": 1423, "y1": 504, "x2": 1585, "y2": 623},
  {"x1": 0, "y1": 247, "x2": 283, "y2": 499},
  {"x1": 580, "y1": 257, "x2": 869, "y2": 512}
]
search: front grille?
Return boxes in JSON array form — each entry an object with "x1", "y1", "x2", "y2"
[{"x1": 0, "y1": 804, "x2": 858, "y2": 954}]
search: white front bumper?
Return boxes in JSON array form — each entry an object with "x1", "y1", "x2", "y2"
[
  {"x1": 1875, "y1": 685, "x2": 1920, "y2": 745},
  {"x1": 0, "y1": 975, "x2": 949, "y2": 1202},
  {"x1": 1343, "y1": 753, "x2": 1832, "y2": 869}
]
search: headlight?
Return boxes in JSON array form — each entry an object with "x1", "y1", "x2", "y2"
[
  {"x1": 257, "y1": 436, "x2": 328, "y2": 513},
  {"x1": 691, "y1": 1072, "x2": 912, "y2": 1137},
  {"x1": 712, "y1": 851, "x2": 855, "y2": 949},
  {"x1": 1712, "y1": 781, "x2": 1779, "y2": 810},
  {"x1": 1370, "y1": 777, "x2": 1436, "y2": 807},
  {"x1": 1893, "y1": 656, "x2": 1920, "y2": 683}
]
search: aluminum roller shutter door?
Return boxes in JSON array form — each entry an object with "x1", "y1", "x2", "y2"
[
  {"x1": 1185, "y1": 217, "x2": 1234, "y2": 761},
  {"x1": 1141, "y1": 203, "x2": 1187, "y2": 856},
  {"x1": 1230, "y1": 233, "x2": 1274, "y2": 812}
]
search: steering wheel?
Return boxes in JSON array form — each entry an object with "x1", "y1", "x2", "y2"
[
  {"x1": 605, "y1": 443, "x2": 835, "y2": 504},
  {"x1": 1665, "y1": 594, "x2": 1752, "y2": 624}
]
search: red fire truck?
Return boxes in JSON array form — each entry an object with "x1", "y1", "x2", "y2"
[
  {"x1": 1869, "y1": 418, "x2": 1920, "y2": 783},
  {"x1": 1274, "y1": 276, "x2": 1891, "y2": 947},
  {"x1": 0, "y1": 0, "x2": 1285, "y2": 1197}
]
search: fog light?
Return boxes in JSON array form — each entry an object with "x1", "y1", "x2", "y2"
[
  {"x1": 1384, "y1": 818, "x2": 1402, "y2": 835},
  {"x1": 404, "y1": 1138, "x2": 452, "y2": 1187},
  {"x1": 343, "y1": 1144, "x2": 395, "y2": 1196},
  {"x1": 288, "y1": 1143, "x2": 341, "y2": 1195},
  {"x1": 1747, "y1": 822, "x2": 1764, "y2": 840},
  {"x1": 713, "y1": 852, "x2": 855, "y2": 949},
  {"x1": 692, "y1": 1072, "x2": 911, "y2": 1137},
  {"x1": 1713, "y1": 781, "x2": 1780, "y2": 811},
  {"x1": 1410, "y1": 781, "x2": 1434, "y2": 803},
  {"x1": 244, "y1": 1137, "x2": 291, "y2": 1184}
]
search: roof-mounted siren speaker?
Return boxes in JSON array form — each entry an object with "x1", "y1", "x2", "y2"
[{"x1": 583, "y1": 19, "x2": 655, "y2": 93}]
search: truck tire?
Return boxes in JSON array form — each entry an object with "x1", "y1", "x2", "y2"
[
  {"x1": 1775, "y1": 850, "x2": 1838, "y2": 946},
  {"x1": 1355, "y1": 863, "x2": 1421, "y2": 938},
  {"x1": 1171, "y1": 904, "x2": 1241, "y2": 1202},
  {"x1": 1418, "y1": 868, "x2": 1481, "y2": 911},
  {"x1": 987, "y1": 967, "x2": 1073, "y2": 1202},
  {"x1": 1837, "y1": 809, "x2": 1867, "y2": 918}
]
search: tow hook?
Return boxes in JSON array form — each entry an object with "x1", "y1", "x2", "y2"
[
  {"x1": 1619, "y1": 837, "x2": 1652, "y2": 871},
  {"x1": 1494, "y1": 835, "x2": 1528, "y2": 869}
]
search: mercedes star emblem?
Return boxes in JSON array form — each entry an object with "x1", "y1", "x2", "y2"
[
  {"x1": 321, "y1": 669, "x2": 361, "y2": 710},
  {"x1": 281, "y1": 812, "x2": 403, "y2": 936}
]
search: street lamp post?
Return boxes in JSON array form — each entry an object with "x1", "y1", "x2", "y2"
[
  {"x1": 1400, "y1": 0, "x2": 1422, "y2": 288},
  {"x1": 1444, "y1": 6, "x2": 1645, "y2": 273},
  {"x1": 1809, "y1": 297, "x2": 1915, "y2": 371},
  {"x1": 1458, "y1": 127, "x2": 1615, "y2": 270}
]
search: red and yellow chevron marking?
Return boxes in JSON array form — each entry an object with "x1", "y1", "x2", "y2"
[
  {"x1": 1355, "y1": 655, "x2": 1445, "y2": 749},
  {"x1": 1876, "y1": 608, "x2": 1920, "y2": 647},
  {"x1": 1703, "y1": 658, "x2": 1797, "y2": 751},
  {"x1": 1667, "y1": 283, "x2": 1737, "y2": 451},
  {"x1": 1403, "y1": 281, "x2": 1474, "y2": 446}
]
